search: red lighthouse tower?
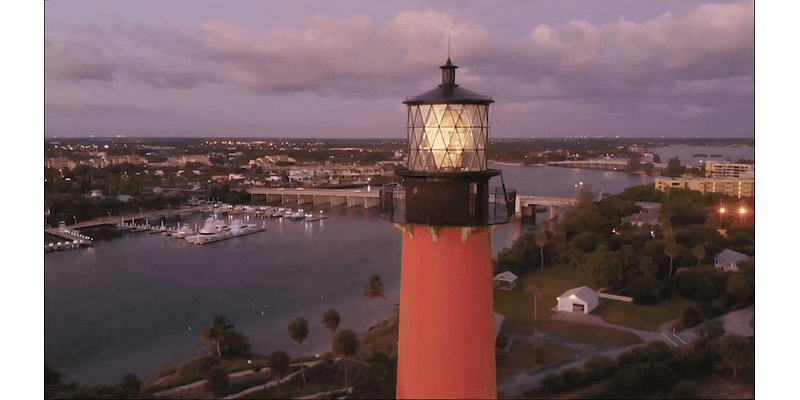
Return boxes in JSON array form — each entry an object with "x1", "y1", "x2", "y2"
[{"x1": 382, "y1": 58, "x2": 516, "y2": 399}]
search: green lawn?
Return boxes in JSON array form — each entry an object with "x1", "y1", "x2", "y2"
[
  {"x1": 596, "y1": 296, "x2": 699, "y2": 332},
  {"x1": 493, "y1": 265, "x2": 598, "y2": 323},
  {"x1": 493, "y1": 265, "x2": 691, "y2": 342}
]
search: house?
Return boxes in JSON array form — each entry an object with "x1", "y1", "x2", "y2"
[
  {"x1": 621, "y1": 211, "x2": 660, "y2": 228},
  {"x1": 714, "y1": 249, "x2": 749, "y2": 272},
  {"x1": 556, "y1": 286, "x2": 599, "y2": 314},
  {"x1": 493, "y1": 271, "x2": 519, "y2": 291}
]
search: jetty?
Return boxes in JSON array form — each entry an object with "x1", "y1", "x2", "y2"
[{"x1": 45, "y1": 227, "x2": 93, "y2": 253}]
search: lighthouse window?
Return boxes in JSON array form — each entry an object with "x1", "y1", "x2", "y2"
[{"x1": 406, "y1": 104, "x2": 488, "y2": 172}]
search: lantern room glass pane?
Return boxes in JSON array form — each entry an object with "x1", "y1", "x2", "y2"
[{"x1": 406, "y1": 104, "x2": 489, "y2": 172}]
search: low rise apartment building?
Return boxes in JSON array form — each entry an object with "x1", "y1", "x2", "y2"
[
  {"x1": 656, "y1": 176, "x2": 754, "y2": 197},
  {"x1": 45, "y1": 157, "x2": 78, "y2": 170},
  {"x1": 704, "y1": 161, "x2": 754, "y2": 178}
]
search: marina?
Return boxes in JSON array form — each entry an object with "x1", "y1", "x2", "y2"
[{"x1": 44, "y1": 154, "x2": 742, "y2": 384}]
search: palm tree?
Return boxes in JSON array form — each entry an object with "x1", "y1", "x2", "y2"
[
  {"x1": 268, "y1": 350, "x2": 290, "y2": 399},
  {"x1": 202, "y1": 314, "x2": 235, "y2": 357},
  {"x1": 322, "y1": 309, "x2": 341, "y2": 342},
  {"x1": 665, "y1": 243, "x2": 680, "y2": 277},
  {"x1": 287, "y1": 317, "x2": 309, "y2": 384},
  {"x1": 535, "y1": 231, "x2": 548, "y2": 269},
  {"x1": 361, "y1": 274, "x2": 388, "y2": 321},
  {"x1": 526, "y1": 278, "x2": 544, "y2": 346},
  {"x1": 333, "y1": 329, "x2": 359, "y2": 396},
  {"x1": 692, "y1": 245, "x2": 706, "y2": 267},
  {"x1": 720, "y1": 334, "x2": 753, "y2": 380}
]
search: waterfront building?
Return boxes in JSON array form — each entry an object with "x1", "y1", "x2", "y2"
[
  {"x1": 45, "y1": 157, "x2": 77, "y2": 170},
  {"x1": 382, "y1": 58, "x2": 515, "y2": 399},
  {"x1": 704, "y1": 161, "x2": 754, "y2": 178},
  {"x1": 655, "y1": 176, "x2": 754, "y2": 197}
]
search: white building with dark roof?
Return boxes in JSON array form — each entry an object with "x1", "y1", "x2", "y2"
[{"x1": 714, "y1": 249, "x2": 750, "y2": 272}]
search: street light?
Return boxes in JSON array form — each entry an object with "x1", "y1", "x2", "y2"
[{"x1": 738, "y1": 205, "x2": 748, "y2": 219}]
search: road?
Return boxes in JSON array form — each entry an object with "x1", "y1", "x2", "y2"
[{"x1": 497, "y1": 305, "x2": 755, "y2": 398}]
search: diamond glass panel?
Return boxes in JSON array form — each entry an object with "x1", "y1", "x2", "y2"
[{"x1": 406, "y1": 104, "x2": 489, "y2": 172}]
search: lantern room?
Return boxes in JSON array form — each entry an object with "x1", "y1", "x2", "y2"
[
  {"x1": 404, "y1": 58, "x2": 492, "y2": 173},
  {"x1": 382, "y1": 58, "x2": 515, "y2": 227}
]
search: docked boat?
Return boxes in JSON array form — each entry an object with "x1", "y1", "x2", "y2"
[
  {"x1": 185, "y1": 217, "x2": 229, "y2": 244},
  {"x1": 227, "y1": 219, "x2": 261, "y2": 235},
  {"x1": 290, "y1": 209, "x2": 306, "y2": 220},
  {"x1": 185, "y1": 218, "x2": 265, "y2": 245}
]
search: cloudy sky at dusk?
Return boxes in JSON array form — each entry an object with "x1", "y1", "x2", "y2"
[{"x1": 42, "y1": 0, "x2": 756, "y2": 139}]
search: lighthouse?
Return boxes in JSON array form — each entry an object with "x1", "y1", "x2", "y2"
[{"x1": 381, "y1": 58, "x2": 516, "y2": 399}]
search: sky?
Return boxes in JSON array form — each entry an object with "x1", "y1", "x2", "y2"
[{"x1": 39, "y1": 0, "x2": 758, "y2": 139}]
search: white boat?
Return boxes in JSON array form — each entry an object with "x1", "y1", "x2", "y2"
[
  {"x1": 186, "y1": 218, "x2": 265, "y2": 245},
  {"x1": 227, "y1": 219, "x2": 261, "y2": 235},
  {"x1": 290, "y1": 209, "x2": 306, "y2": 220},
  {"x1": 185, "y1": 217, "x2": 229, "y2": 244}
]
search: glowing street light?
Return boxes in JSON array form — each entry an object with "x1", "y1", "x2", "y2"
[{"x1": 738, "y1": 205, "x2": 748, "y2": 218}]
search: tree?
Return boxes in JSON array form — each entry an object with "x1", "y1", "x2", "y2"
[
  {"x1": 119, "y1": 373, "x2": 141, "y2": 393},
  {"x1": 287, "y1": 317, "x2": 309, "y2": 384},
  {"x1": 692, "y1": 245, "x2": 706, "y2": 267},
  {"x1": 526, "y1": 278, "x2": 545, "y2": 346},
  {"x1": 628, "y1": 274, "x2": 661, "y2": 305},
  {"x1": 333, "y1": 329, "x2": 360, "y2": 395},
  {"x1": 698, "y1": 320, "x2": 726, "y2": 341},
  {"x1": 720, "y1": 334, "x2": 754, "y2": 380},
  {"x1": 584, "y1": 355, "x2": 616, "y2": 380},
  {"x1": 207, "y1": 366, "x2": 229, "y2": 397},
  {"x1": 361, "y1": 274, "x2": 388, "y2": 321},
  {"x1": 726, "y1": 274, "x2": 754, "y2": 305},
  {"x1": 665, "y1": 243, "x2": 680, "y2": 276},
  {"x1": 202, "y1": 314, "x2": 235, "y2": 357},
  {"x1": 665, "y1": 156, "x2": 685, "y2": 177},
  {"x1": 682, "y1": 306, "x2": 703, "y2": 328},
  {"x1": 535, "y1": 231, "x2": 548, "y2": 269},
  {"x1": 268, "y1": 350, "x2": 290, "y2": 399},
  {"x1": 540, "y1": 219, "x2": 550, "y2": 232},
  {"x1": 322, "y1": 309, "x2": 341, "y2": 342}
]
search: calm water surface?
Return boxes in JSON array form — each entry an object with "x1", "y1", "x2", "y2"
[{"x1": 45, "y1": 148, "x2": 747, "y2": 384}]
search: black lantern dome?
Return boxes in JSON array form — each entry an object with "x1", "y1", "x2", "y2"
[{"x1": 381, "y1": 58, "x2": 516, "y2": 227}]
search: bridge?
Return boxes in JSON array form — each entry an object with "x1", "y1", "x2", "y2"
[
  {"x1": 246, "y1": 187, "x2": 588, "y2": 222},
  {"x1": 546, "y1": 160, "x2": 667, "y2": 172},
  {"x1": 515, "y1": 196, "x2": 578, "y2": 221},
  {"x1": 246, "y1": 187, "x2": 382, "y2": 209}
]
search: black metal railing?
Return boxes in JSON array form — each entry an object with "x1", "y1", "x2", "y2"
[{"x1": 380, "y1": 182, "x2": 516, "y2": 226}]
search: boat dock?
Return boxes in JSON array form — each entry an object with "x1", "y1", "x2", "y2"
[{"x1": 45, "y1": 227, "x2": 94, "y2": 253}]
